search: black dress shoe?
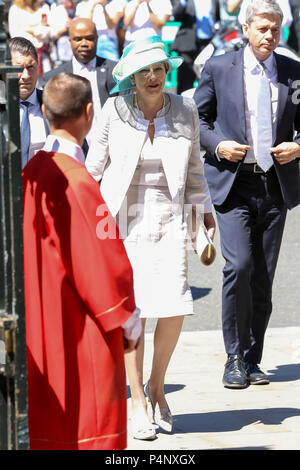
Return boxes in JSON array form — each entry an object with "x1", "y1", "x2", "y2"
[
  {"x1": 245, "y1": 363, "x2": 270, "y2": 385},
  {"x1": 222, "y1": 354, "x2": 248, "y2": 389}
]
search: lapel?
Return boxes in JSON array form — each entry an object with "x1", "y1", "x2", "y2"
[
  {"x1": 36, "y1": 88, "x2": 50, "y2": 136},
  {"x1": 273, "y1": 52, "x2": 290, "y2": 140},
  {"x1": 230, "y1": 49, "x2": 247, "y2": 141},
  {"x1": 95, "y1": 56, "x2": 107, "y2": 106},
  {"x1": 120, "y1": 123, "x2": 147, "y2": 186},
  {"x1": 64, "y1": 61, "x2": 73, "y2": 74},
  {"x1": 159, "y1": 137, "x2": 185, "y2": 200}
]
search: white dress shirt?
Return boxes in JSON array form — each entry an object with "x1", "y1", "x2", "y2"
[
  {"x1": 243, "y1": 45, "x2": 279, "y2": 164},
  {"x1": 20, "y1": 88, "x2": 49, "y2": 162},
  {"x1": 42, "y1": 134, "x2": 86, "y2": 164},
  {"x1": 72, "y1": 56, "x2": 102, "y2": 145},
  {"x1": 215, "y1": 46, "x2": 279, "y2": 164}
]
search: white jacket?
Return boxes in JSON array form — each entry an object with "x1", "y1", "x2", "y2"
[{"x1": 85, "y1": 92, "x2": 212, "y2": 217}]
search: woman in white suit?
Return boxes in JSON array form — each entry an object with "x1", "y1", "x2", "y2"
[{"x1": 86, "y1": 36, "x2": 215, "y2": 441}]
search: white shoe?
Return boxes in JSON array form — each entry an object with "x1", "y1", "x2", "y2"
[
  {"x1": 144, "y1": 381, "x2": 173, "y2": 433},
  {"x1": 130, "y1": 406, "x2": 156, "y2": 441}
]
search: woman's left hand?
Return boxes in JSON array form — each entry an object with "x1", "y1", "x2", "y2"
[{"x1": 204, "y1": 213, "x2": 216, "y2": 241}]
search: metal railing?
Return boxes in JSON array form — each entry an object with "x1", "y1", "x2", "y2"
[{"x1": 0, "y1": 0, "x2": 28, "y2": 450}]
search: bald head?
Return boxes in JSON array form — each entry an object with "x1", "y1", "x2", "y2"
[{"x1": 69, "y1": 18, "x2": 98, "y2": 64}]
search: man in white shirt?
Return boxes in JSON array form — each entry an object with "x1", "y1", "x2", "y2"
[
  {"x1": 48, "y1": 0, "x2": 75, "y2": 64},
  {"x1": 9, "y1": 37, "x2": 49, "y2": 169},
  {"x1": 194, "y1": 0, "x2": 300, "y2": 389},
  {"x1": 40, "y1": 18, "x2": 116, "y2": 150}
]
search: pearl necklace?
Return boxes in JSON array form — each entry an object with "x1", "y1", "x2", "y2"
[{"x1": 135, "y1": 93, "x2": 165, "y2": 126}]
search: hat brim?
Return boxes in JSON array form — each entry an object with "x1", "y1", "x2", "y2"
[{"x1": 110, "y1": 56, "x2": 184, "y2": 94}]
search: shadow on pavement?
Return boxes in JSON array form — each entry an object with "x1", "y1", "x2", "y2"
[
  {"x1": 190, "y1": 286, "x2": 211, "y2": 300},
  {"x1": 267, "y1": 363, "x2": 300, "y2": 382},
  {"x1": 127, "y1": 383, "x2": 185, "y2": 399},
  {"x1": 170, "y1": 408, "x2": 300, "y2": 434}
]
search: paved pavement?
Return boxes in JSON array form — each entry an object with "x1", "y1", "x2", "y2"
[
  {"x1": 127, "y1": 327, "x2": 300, "y2": 451},
  {"x1": 126, "y1": 205, "x2": 300, "y2": 451}
]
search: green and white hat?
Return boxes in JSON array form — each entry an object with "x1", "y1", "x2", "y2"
[{"x1": 110, "y1": 35, "x2": 184, "y2": 94}]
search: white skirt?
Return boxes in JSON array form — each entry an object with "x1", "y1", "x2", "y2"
[{"x1": 119, "y1": 183, "x2": 194, "y2": 319}]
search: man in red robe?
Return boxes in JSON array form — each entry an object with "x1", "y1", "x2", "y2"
[{"x1": 22, "y1": 72, "x2": 141, "y2": 450}]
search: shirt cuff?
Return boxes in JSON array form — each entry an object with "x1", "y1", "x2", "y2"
[
  {"x1": 122, "y1": 307, "x2": 142, "y2": 341},
  {"x1": 215, "y1": 144, "x2": 223, "y2": 161}
]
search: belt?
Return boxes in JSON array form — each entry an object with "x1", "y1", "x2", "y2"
[{"x1": 239, "y1": 163, "x2": 273, "y2": 174}]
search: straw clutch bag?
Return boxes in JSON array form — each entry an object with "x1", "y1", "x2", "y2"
[{"x1": 190, "y1": 210, "x2": 216, "y2": 266}]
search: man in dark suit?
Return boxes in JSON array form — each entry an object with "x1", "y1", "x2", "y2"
[
  {"x1": 171, "y1": 0, "x2": 217, "y2": 94},
  {"x1": 194, "y1": 0, "x2": 300, "y2": 389},
  {"x1": 39, "y1": 18, "x2": 116, "y2": 149},
  {"x1": 9, "y1": 37, "x2": 49, "y2": 169}
]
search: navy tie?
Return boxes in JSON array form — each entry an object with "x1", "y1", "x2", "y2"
[{"x1": 21, "y1": 101, "x2": 31, "y2": 169}]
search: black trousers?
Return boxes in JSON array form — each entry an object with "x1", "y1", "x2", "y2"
[{"x1": 215, "y1": 167, "x2": 287, "y2": 364}]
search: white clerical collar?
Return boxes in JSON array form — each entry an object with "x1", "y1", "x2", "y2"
[
  {"x1": 72, "y1": 56, "x2": 97, "y2": 73},
  {"x1": 42, "y1": 134, "x2": 85, "y2": 165},
  {"x1": 244, "y1": 45, "x2": 275, "y2": 73}
]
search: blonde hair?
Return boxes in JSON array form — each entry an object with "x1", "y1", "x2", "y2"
[{"x1": 14, "y1": 0, "x2": 40, "y2": 11}]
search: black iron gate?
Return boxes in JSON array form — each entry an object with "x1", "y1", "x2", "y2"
[{"x1": 0, "y1": 0, "x2": 29, "y2": 450}]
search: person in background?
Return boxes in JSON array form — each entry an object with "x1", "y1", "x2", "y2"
[
  {"x1": 226, "y1": 0, "x2": 243, "y2": 15},
  {"x1": 8, "y1": 0, "x2": 51, "y2": 74},
  {"x1": 287, "y1": 0, "x2": 300, "y2": 54},
  {"x1": 75, "y1": 0, "x2": 98, "y2": 18},
  {"x1": 22, "y1": 71, "x2": 141, "y2": 450},
  {"x1": 90, "y1": 0, "x2": 125, "y2": 60},
  {"x1": 86, "y1": 36, "x2": 215, "y2": 441},
  {"x1": 9, "y1": 36, "x2": 49, "y2": 169},
  {"x1": 171, "y1": 0, "x2": 215, "y2": 94},
  {"x1": 219, "y1": 0, "x2": 240, "y2": 25},
  {"x1": 123, "y1": 0, "x2": 172, "y2": 49},
  {"x1": 48, "y1": 0, "x2": 75, "y2": 65},
  {"x1": 194, "y1": 0, "x2": 300, "y2": 390},
  {"x1": 39, "y1": 18, "x2": 116, "y2": 149}
]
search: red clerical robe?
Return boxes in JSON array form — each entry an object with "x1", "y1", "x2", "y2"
[{"x1": 22, "y1": 151, "x2": 136, "y2": 450}]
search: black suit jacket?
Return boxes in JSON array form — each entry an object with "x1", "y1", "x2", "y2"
[
  {"x1": 35, "y1": 87, "x2": 49, "y2": 134},
  {"x1": 39, "y1": 56, "x2": 117, "y2": 106},
  {"x1": 171, "y1": 0, "x2": 197, "y2": 53},
  {"x1": 36, "y1": 87, "x2": 43, "y2": 108},
  {"x1": 171, "y1": 0, "x2": 218, "y2": 53},
  {"x1": 194, "y1": 48, "x2": 300, "y2": 210}
]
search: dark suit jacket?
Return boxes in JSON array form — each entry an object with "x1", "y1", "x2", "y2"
[
  {"x1": 35, "y1": 87, "x2": 49, "y2": 135},
  {"x1": 171, "y1": 0, "x2": 197, "y2": 53},
  {"x1": 194, "y1": 48, "x2": 300, "y2": 210},
  {"x1": 171, "y1": 0, "x2": 218, "y2": 53},
  {"x1": 36, "y1": 87, "x2": 43, "y2": 108},
  {"x1": 39, "y1": 56, "x2": 117, "y2": 106}
]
